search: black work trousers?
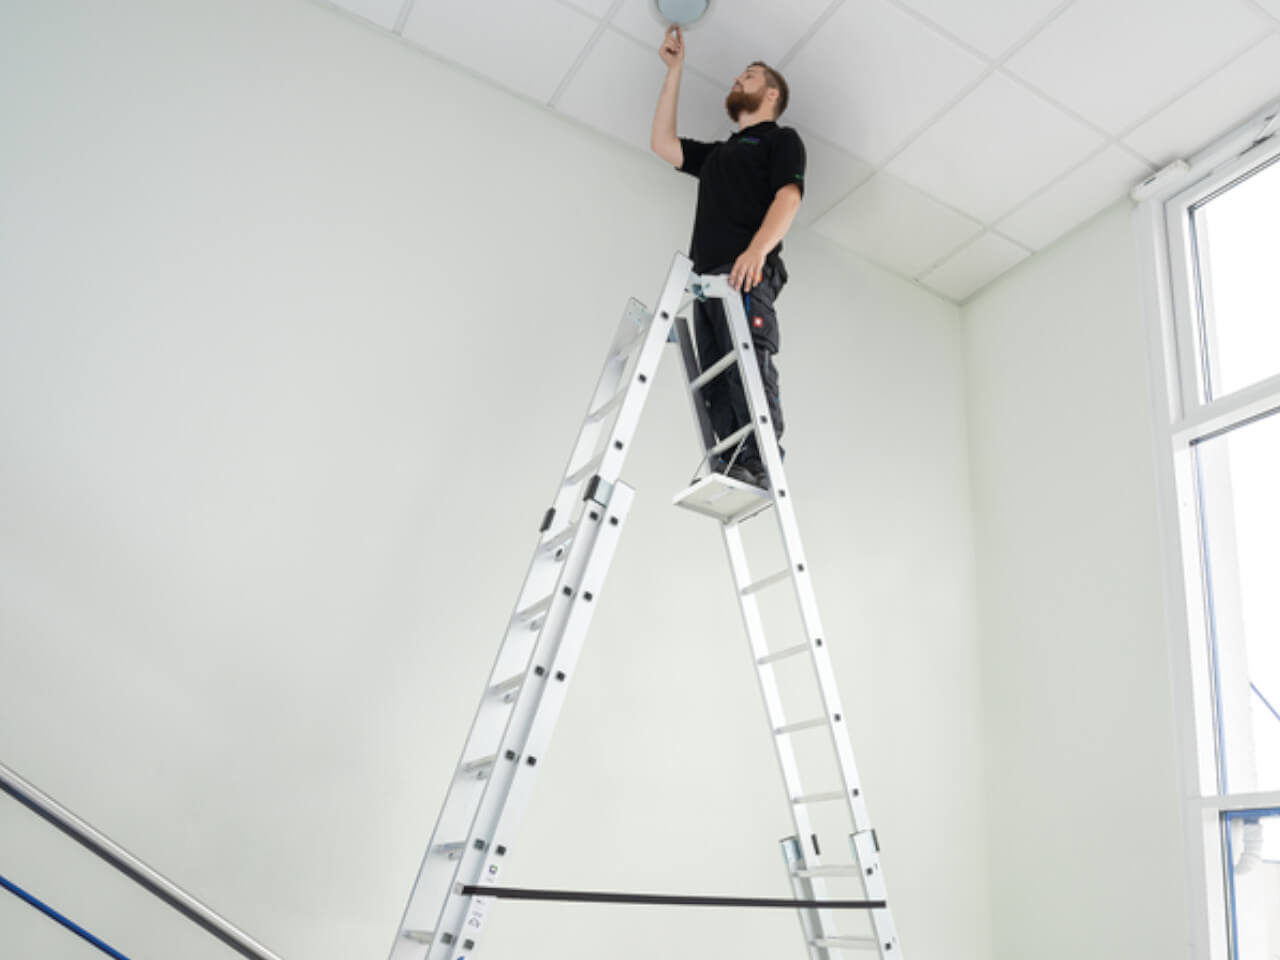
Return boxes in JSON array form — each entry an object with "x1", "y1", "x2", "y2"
[{"x1": 693, "y1": 259, "x2": 786, "y2": 470}]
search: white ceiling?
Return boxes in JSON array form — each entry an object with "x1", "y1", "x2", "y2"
[{"x1": 322, "y1": 0, "x2": 1280, "y2": 302}]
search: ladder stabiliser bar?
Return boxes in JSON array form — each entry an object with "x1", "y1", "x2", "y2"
[{"x1": 459, "y1": 885, "x2": 887, "y2": 911}]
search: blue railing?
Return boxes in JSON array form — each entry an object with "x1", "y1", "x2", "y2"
[{"x1": 0, "y1": 871, "x2": 134, "y2": 959}]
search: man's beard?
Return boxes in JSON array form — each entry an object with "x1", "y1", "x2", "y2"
[{"x1": 725, "y1": 87, "x2": 765, "y2": 122}]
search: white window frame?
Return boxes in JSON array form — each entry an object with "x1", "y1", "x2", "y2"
[{"x1": 1135, "y1": 98, "x2": 1280, "y2": 960}]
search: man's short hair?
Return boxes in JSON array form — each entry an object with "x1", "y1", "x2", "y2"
[{"x1": 750, "y1": 61, "x2": 790, "y2": 118}]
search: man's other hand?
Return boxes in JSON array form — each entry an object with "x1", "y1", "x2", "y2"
[
  {"x1": 729, "y1": 246, "x2": 766, "y2": 292},
  {"x1": 659, "y1": 25, "x2": 684, "y2": 68}
]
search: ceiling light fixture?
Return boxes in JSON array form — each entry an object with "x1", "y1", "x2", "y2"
[{"x1": 650, "y1": 0, "x2": 712, "y2": 28}]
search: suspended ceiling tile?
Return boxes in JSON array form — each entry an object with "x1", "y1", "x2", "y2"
[
  {"x1": 1124, "y1": 34, "x2": 1280, "y2": 166},
  {"x1": 324, "y1": 0, "x2": 405, "y2": 30},
  {"x1": 783, "y1": 0, "x2": 986, "y2": 165},
  {"x1": 891, "y1": 0, "x2": 1067, "y2": 59},
  {"x1": 612, "y1": 0, "x2": 832, "y2": 87},
  {"x1": 886, "y1": 73, "x2": 1103, "y2": 223},
  {"x1": 996, "y1": 146, "x2": 1151, "y2": 250},
  {"x1": 920, "y1": 232, "x2": 1030, "y2": 302},
  {"x1": 811, "y1": 172, "x2": 983, "y2": 277},
  {"x1": 791, "y1": 130, "x2": 874, "y2": 228},
  {"x1": 556, "y1": 27, "x2": 728, "y2": 154},
  {"x1": 401, "y1": 0, "x2": 598, "y2": 105},
  {"x1": 1005, "y1": 0, "x2": 1272, "y2": 136},
  {"x1": 560, "y1": 0, "x2": 616, "y2": 17}
]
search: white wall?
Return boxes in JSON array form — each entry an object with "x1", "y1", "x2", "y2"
[
  {"x1": 962, "y1": 201, "x2": 1193, "y2": 960},
  {"x1": 0, "y1": 2, "x2": 988, "y2": 959}
]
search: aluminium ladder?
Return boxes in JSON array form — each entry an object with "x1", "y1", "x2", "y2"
[{"x1": 390, "y1": 253, "x2": 902, "y2": 960}]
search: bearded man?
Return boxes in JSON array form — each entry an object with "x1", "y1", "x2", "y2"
[{"x1": 650, "y1": 25, "x2": 806, "y2": 489}]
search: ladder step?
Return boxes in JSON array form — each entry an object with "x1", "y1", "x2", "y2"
[
  {"x1": 489, "y1": 673, "x2": 525, "y2": 702},
  {"x1": 608, "y1": 324, "x2": 648, "y2": 363},
  {"x1": 689, "y1": 350, "x2": 738, "y2": 391},
  {"x1": 707, "y1": 423, "x2": 755, "y2": 460},
  {"x1": 757, "y1": 642, "x2": 809, "y2": 665},
  {"x1": 811, "y1": 936, "x2": 879, "y2": 951},
  {"x1": 540, "y1": 525, "x2": 576, "y2": 555},
  {"x1": 791, "y1": 790, "x2": 846, "y2": 805},
  {"x1": 514, "y1": 593, "x2": 554, "y2": 626},
  {"x1": 585, "y1": 390, "x2": 625, "y2": 424},
  {"x1": 792, "y1": 864, "x2": 865, "y2": 878},
  {"x1": 461, "y1": 754, "x2": 497, "y2": 779},
  {"x1": 431, "y1": 842, "x2": 466, "y2": 860},
  {"x1": 741, "y1": 568, "x2": 791, "y2": 596},
  {"x1": 565, "y1": 451, "x2": 605, "y2": 486},
  {"x1": 774, "y1": 717, "x2": 827, "y2": 735},
  {"x1": 403, "y1": 930, "x2": 434, "y2": 945}
]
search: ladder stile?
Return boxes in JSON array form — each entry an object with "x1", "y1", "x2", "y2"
[
  {"x1": 675, "y1": 270, "x2": 903, "y2": 959},
  {"x1": 391, "y1": 256, "x2": 690, "y2": 960}
]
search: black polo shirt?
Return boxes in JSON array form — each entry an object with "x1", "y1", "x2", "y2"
[{"x1": 678, "y1": 121, "x2": 806, "y2": 273}]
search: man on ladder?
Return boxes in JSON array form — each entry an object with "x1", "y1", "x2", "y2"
[{"x1": 650, "y1": 24, "x2": 806, "y2": 490}]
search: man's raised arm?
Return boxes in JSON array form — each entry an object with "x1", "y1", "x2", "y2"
[{"x1": 651, "y1": 25, "x2": 685, "y2": 167}]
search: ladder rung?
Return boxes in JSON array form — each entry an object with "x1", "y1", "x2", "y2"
[
  {"x1": 708, "y1": 423, "x2": 755, "y2": 459},
  {"x1": 565, "y1": 451, "x2": 605, "y2": 486},
  {"x1": 811, "y1": 936, "x2": 879, "y2": 950},
  {"x1": 757, "y1": 642, "x2": 809, "y2": 665},
  {"x1": 431, "y1": 842, "x2": 466, "y2": 859},
  {"x1": 774, "y1": 717, "x2": 826, "y2": 735},
  {"x1": 689, "y1": 350, "x2": 738, "y2": 391},
  {"x1": 791, "y1": 790, "x2": 846, "y2": 805},
  {"x1": 403, "y1": 930, "x2": 434, "y2": 945},
  {"x1": 514, "y1": 593, "x2": 554, "y2": 625},
  {"x1": 461, "y1": 754, "x2": 497, "y2": 779},
  {"x1": 540, "y1": 525, "x2": 576, "y2": 555},
  {"x1": 741, "y1": 568, "x2": 791, "y2": 596},
  {"x1": 489, "y1": 673, "x2": 524, "y2": 701},
  {"x1": 792, "y1": 864, "x2": 864, "y2": 878},
  {"x1": 585, "y1": 390, "x2": 625, "y2": 424},
  {"x1": 608, "y1": 325, "x2": 648, "y2": 363}
]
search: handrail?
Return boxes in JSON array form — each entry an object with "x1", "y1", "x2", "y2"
[{"x1": 0, "y1": 760, "x2": 286, "y2": 960}]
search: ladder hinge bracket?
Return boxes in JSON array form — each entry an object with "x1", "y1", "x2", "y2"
[
  {"x1": 582, "y1": 475, "x2": 614, "y2": 506},
  {"x1": 539, "y1": 507, "x2": 555, "y2": 533}
]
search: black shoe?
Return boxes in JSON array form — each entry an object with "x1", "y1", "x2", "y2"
[{"x1": 724, "y1": 462, "x2": 759, "y2": 485}]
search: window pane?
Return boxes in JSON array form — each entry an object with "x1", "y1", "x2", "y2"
[
  {"x1": 1191, "y1": 156, "x2": 1280, "y2": 400},
  {"x1": 1224, "y1": 809, "x2": 1280, "y2": 960},
  {"x1": 1193, "y1": 410, "x2": 1280, "y2": 794}
]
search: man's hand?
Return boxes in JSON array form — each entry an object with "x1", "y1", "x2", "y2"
[
  {"x1": 659, "y1": 25, "x2": 684, "y2": 68},
  {"x1": 729, "y1": 244, "x2": 767, "y2": 292}
]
